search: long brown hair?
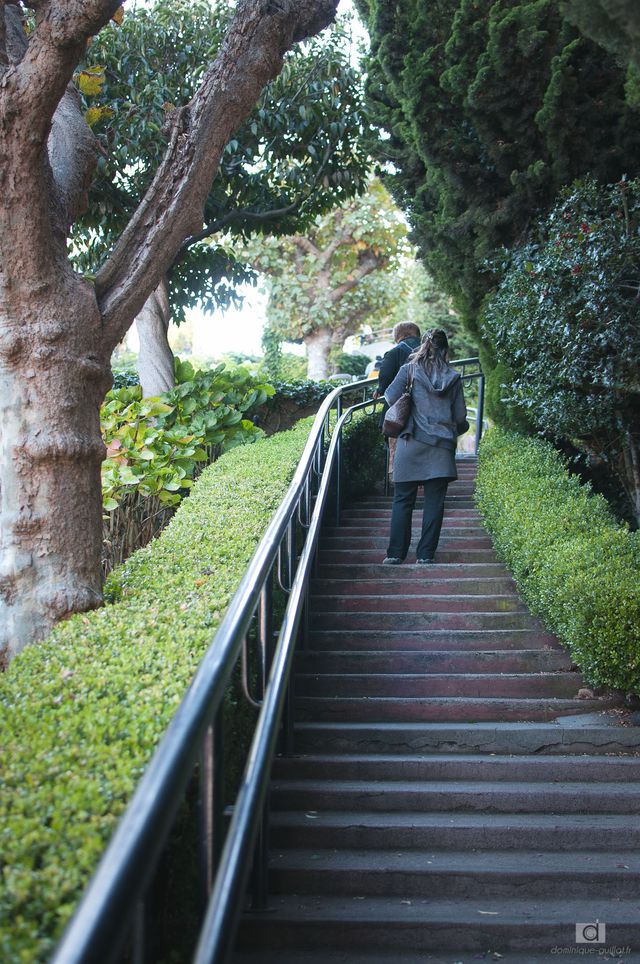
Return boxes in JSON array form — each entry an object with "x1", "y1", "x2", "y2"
[{"x1": 410, "y1": 328, "x2": 450, "y2": 374}]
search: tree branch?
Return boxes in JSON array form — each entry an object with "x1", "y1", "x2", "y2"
[
  {"x1": 0, "y1": 5, "x2": 8, "y2": 70},
  {"x1": 95, "y1": 0, "x2": 339, "y2": 351},
  {"x1": 7, "y1": 0, "x2": 120, "y2": 142},
  {"x1": 175, "y1": 140, "x2": 335, "y2": 259},
  {"x1": 48, "y1": 85, "x2": 101, "y2": 227},
  {"x1": 0, "y1": 3, "x2": 100, "y2": 258},
  {"x1": 291, "y1": 236, "x2": 322, "y2": 257},
  {"x1": 318, "y1": 226, "x2": 352, "y2": 269},
  {"x1": 328, "y1": 250, "x2": 384, "y2": 304}
]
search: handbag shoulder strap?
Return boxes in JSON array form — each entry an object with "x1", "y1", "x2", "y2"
[{"x1": 406, "y1": 363, "x2": 415, "y2": 392}]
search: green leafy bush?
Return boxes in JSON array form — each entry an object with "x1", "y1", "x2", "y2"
[
  {"x1": 477, "y1": 427, "x2": 640, "y2": 695},
  {"x1": 0, "y1": 419, "x2": 312, "y2": 963},
  {"x1": 342, "y1": 406, "x2": 386, "y2": 502},
  {"x1": 111, "y1": 367, "x2": 139, "y2": 389},
  {"x1": 481, "y1": 177, "x2": 640, "y2": 524},
  {"x1": 102, "y1": 360, "x2": 273, "y2": 511},
  {"x1": 101, "y1": 361, "x2": 274, "y2": 573}
]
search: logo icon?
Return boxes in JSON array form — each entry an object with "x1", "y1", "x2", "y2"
[{"x1": 576, "y1": 921, "x2": 606, "y2": 944}]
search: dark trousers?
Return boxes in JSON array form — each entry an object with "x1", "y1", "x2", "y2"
[{"x1": 387, "y1": 477, "x2": 449, "y2": 561}]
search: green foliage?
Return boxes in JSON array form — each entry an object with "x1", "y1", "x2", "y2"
[
  {"x1": 0, "y1": 419, "x2": 313, "y2": 962},
  {"x1": 561, "y1": 0, "x2": 640, "y2": 72},
  {"x1": 331, "y1": 351, "x2": 369, "y2": 377},
  {"x1": 481, "y1": 177, "x2": 640, "y2": 521},
  {"x1": 342, "y1": 407, "x2": 386, "y2": 501},
  {"x1": 101, "y1": 360, "x2": 273, "y2": 512},
  {"x1": 357, "y1": 0, "x2": 640, "y2": 336},
  {"x1": 476, "y1": 427, "x2": 640, "y2": 695},
  {"x1": 111, "y1": 367, "x2": 139, "y2": 390},
  {"x1": 72, "y1": 0, "x2": 370, "y2": 321},
  {"x1": 253, "y1": 180, "x2": 413, "y2": 374},
  {"x1": 264, "y1": 380, "x2": 334, "y2": 409}
]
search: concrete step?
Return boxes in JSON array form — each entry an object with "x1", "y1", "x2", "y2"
[
  {"x1": 293, "y1": 720, "x2": 640, "y2": 755},
  {"x1": 309, "y1": 594, "x2": 527, "y2": 614},
  {"x1": 270, "y1": 778, "x2": 640, "y2": 814},
  {"x1": 294, "y1": 672, "x2": 585, "y2": 699},
  {"x1": 294, "y1": 695, "x2": 616, "y2": 723},
  {"x1": 328, "y1": 524, "x2": 490, "y2": 536},
  {"x1": 316, "y1": 563, "x2": 512, "y2": 580},
  {"x1": 306, "y1": 630, "x2": 561, "y2": 651},
  {"x1": 297, "y1": 649, "x2": 572, "y2": 675},
  {"x1": 320, "y1": 536, "x2": 496, "y2": 550},
  {"x1": 235, "y1": 950, "x2": 568, "y2": 964},
  {"x1": 310, "y1": 577, "x2": 519, "y2": 595},
  {"x1": 343, "y1": 508, "x2": 483, "y2": 520},
  {"x1": 268, "y1": 848, "x2": 640, "y2": 899},
  {"x1": 272, "y1": 752, "x2": 640, "y2": 783},
  {"x1": 236, "y1": 894, "x2": 640, "y2": 954},
  {"x1": 355, "y1": 498, "x2": 477, "y2": 508},
  {"x1": 235, "y1": 950, "x2": 617, "y2": 964},
  {"x1": 312, "y1": 611, "x2": 544, "y2": 632},
  {"x1": 319, "y1": 549, "x2": 500, "y2": 564},
  {"x1": 270, "y1": 809, "x2": 640, "y2": 852}
]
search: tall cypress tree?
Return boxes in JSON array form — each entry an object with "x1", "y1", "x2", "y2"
[{"x1": 357, "y1": 0, "x2": 640, "y2": 322}]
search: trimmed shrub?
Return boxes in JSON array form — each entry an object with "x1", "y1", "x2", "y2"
[
  {"x1": 476, "y1": 427, "x2": 640, "y2": 695},
  {"x1": 342, "y1": 407, "x2": 386, "y2": 502},
  {"x1": 0, "y1": 418, "x2": 312, "y2": 963}
]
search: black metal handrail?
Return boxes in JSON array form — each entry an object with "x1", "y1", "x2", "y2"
[
  {"x1": 52, "y1": 360, "x2": 485, "y2": 964},
  {"x1": 50, "y1": 376, "x2": 379, "y2": 964}
]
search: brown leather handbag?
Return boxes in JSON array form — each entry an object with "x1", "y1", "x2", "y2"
[{"x1": 382, "y1": 365, "x2": 415, "y2": 437}]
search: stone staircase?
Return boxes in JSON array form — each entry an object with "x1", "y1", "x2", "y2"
[{"x1": 235, "y1": 459, "x2": 640, "y2": 963}]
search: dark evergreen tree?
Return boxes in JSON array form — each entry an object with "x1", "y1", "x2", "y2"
[
  {"x1": 356, "y1": 0, "x2": 640, "y2": 417},
  {"x1": 561, "y1": 0, "x2": 640, "y2": 67},
  {"x1": 561, "y1": 0, "x2": 640, "y2": 104}
]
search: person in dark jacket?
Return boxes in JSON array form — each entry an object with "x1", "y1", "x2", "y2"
[
  {"x1": 376, "y1": 322, "x2": 421, "y2": 479},
  {"x1": 377, "y1": 322, "x2": 422, "y2": 397},
  {"x1": 382, "y1": 328, "x2": 469, "y2": 565}
]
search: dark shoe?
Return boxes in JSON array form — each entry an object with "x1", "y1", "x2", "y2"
[
  {"x1": 416, "y1": 557, "x2": 434, "y2": 565},
  {"x1": 382, "y1": 556, "x2": 402, "y2": 565}
]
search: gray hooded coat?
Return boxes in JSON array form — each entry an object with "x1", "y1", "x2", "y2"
[{"x1": 384, "y1": 361, "x2": 468, "y2": 482}]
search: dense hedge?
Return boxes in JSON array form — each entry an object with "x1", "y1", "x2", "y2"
[
  {"x1": 0, "y1": 419, "x2": 312, "y2": 963},
  {"x1": 476, "y1": 428, "x2": 640, "y2": 696},
  {"x1": 341, "y1": 405, "x2": 386, "y2": 502}
]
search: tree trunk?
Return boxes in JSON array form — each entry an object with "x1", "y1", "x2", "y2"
[
  {"x1": 135, "y1": 277, "x2": 175, "y2": 397},
  {"x1": 0, "y1": 273, "x2": 111, "y2": 662},
  {"x1": 305, "y1": 327, "x2": 333, "y2": 380},
  {"x1": 0, "y1": 0, "x2": 340, "y2": 660},
  {"x1": 620, "y1": 429, "x2": 640, "y2": 528}
]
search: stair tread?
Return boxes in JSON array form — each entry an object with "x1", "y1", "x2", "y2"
[
  {"x1": 273, "y1": 778, "x2": 640, "y2": 793},
  {"x1": 272, "y1": 809, "x2": 640, "y2": 828},
  {"x1": 295, "y1": 696, "x2": 612, "y2": 706},
  {"x1": 270, "y1": 848, "x2": 640, "y2": 873},
  {"x1": 296, "y1": 672, "x2": 580, "y2": 680},
  {"x1": 240, "y1": 893, "x2": 640, "y2": 922},
  {"x1": 273, "y1": 751, "x2": 640, "y2": 766}
]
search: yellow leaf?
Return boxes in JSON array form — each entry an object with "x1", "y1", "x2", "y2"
[
  {"x1": 78, "y1": 67, "x2": 105, "y2": 97},
  {"x1": 85, "y1": 105, "x2": 114, "y2": 128},
  {"x1": 112, "y1": 5, "x2": 125, "y2": 25}
]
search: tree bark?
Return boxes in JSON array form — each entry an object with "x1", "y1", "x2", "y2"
[
  {"x1": 0, "y1": 271, "x2": 110, "y2": 659},
  {"x1": 0, "y1": 0, "x2": 339, "y2": 661},
  {"x1": 135, "y1": 277, "x2": 175, "y2": 397},
  {"x1": 305, "y1": 327, "x2": 333, "y2": 380}
]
